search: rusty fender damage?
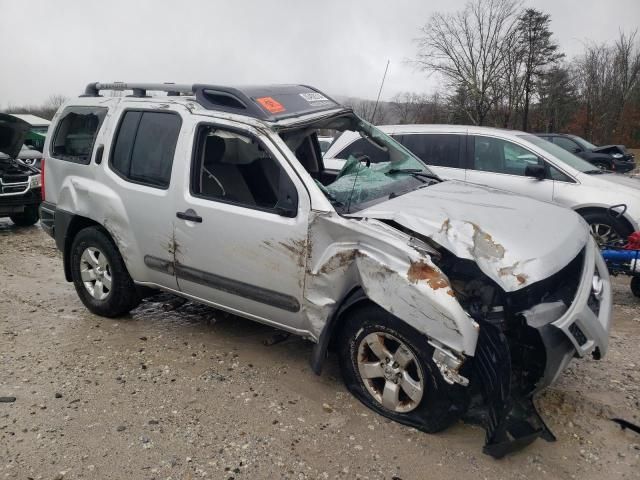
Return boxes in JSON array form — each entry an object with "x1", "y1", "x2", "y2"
[
  {"x1": 305, "y1": 213, "x2": 566, "y2": 458},
  {"x1": 304, "y1": 214, "x2": 479, "y2": 376}
]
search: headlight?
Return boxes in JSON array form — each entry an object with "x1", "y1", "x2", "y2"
[
  {"x1": 29, "y1": 174, "x2": 42, "y2": 188},
  {"x1": 611, "y1": 153, "x2": 623, "y2": 159}
]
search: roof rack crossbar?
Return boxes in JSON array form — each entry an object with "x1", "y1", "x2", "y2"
[{"x1": 82, "y1": 82, "x2": 194, "y2": 97}]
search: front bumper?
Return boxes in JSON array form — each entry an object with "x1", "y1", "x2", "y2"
[
  {"x1": 523, "y1": 237, "x2": 611, "y2": 390},
  {"x1": 472, "y1": 237, "x2": 611, "y2": 457},
  {"x1": 613, "y1": 158, "x2": 636, "y2": 173},
  {"x1": 0, "y1": 188, "x2": 41, "y2": 216}
]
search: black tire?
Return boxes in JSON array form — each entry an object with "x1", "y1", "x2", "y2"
[
  {"x1": 9, "y1": 205, "x2": 39, "y2": 227},
  {"x1": 338, "y1": 303, "x2": 467, "y2": 433},
  {"x1": 70, "y1": 226, "x2": 140, "y2": 317},
  {"x1": 631, "y1": 277, "x2": 640, "y2": 298},
  {"x1": 581, "y1": 210, "x2": 633, "y2": 246}
]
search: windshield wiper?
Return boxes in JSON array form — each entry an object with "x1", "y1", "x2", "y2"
[
  {"x1": 584, "y1": 169, "x2": 605, "y2": 174},
  {"x1": 386, "y1": 168, "x2": 441, "y2": 182}
]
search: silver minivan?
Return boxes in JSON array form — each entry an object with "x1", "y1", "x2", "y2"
[
  {"x1": 41, "y1": 84, "x2": 611, "y2": 457},
  {"x1": 325, "y1": 125, "x2": 640, "y2": 244}
]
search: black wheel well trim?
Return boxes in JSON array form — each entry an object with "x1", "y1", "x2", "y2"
[
  {"x1": 309, "y1": 287, "x2": 371, "y2": 375},
  {"x1": 58, "y1": 212, "x2": 103, "y2": 282},
  {"x1": 574, "y1": 206, "x2": 635, "y2": 235}
]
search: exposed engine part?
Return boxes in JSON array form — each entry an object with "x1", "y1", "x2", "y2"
[{"x1": 430, "y1": 342, "x2": 469, "y2": 386}]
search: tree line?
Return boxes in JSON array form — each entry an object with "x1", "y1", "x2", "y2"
[{"x1": 348, "y1": 0, "x2": 640, "y2": 147}]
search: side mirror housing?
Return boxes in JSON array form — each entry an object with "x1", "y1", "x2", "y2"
[
  {"x1": 572, "y1": 147, "x2": 582, "y2": 153},
  {"x1": 525, "y1": 164, "x2": 546, "y2": 180}
]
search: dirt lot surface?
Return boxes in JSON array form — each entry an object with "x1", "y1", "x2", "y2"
[{"x1": 1, "y1": 222, "x2": 639, "y2": 480}]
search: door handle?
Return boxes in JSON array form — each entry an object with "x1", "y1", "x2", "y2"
[{"x1": 176, "y1": 209, "x2": 202, "y2": 223}]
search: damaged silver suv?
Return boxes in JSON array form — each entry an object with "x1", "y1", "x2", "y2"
[{"x1": 40, "y1": 82, "x2": 611, "y2": 457}]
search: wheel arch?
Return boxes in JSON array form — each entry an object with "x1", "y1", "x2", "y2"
[
  {"x1": 574, "y1": 205, "x2": 635, "y2": 236},
  {"x1": 309, "y1": 287, "x2": 371, "y2": 375},
  {"x1": 56, "y1": 212, "x2": 106, "y2": 282}
]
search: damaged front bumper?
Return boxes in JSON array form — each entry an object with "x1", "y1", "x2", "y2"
[{"x1": 471, "y1": 238, "x2": 611, "y2": 458}]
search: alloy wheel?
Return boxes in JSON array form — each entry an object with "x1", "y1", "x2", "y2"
[
  {"x1": 80, "y1": 247, "x2": 112, "y2": 300},
  {"x1": 356, "y1": 332, "x2": 425, "y2": 413}
]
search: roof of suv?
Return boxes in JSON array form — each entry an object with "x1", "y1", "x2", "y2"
[{"x1": 81, "y1": 82, "x2": 346, "y2": 123}]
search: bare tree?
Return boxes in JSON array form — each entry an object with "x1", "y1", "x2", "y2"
[{"x1": 415, "y1": 0, "x2": 520, "y2": 125}]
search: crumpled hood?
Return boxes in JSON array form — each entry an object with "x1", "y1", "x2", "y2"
[
  {"x1": 357, "y1": 181, "x2": 589, "y2": 292},
  {"x1": 0, "y1": 113, "x2": 30, "y2": 159},
  {"x1": 592, "y1": 144, "x2": 626, "y2": 154}
]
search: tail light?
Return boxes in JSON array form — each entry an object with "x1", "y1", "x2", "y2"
[{"x1": 40, "y1": 157, "x2": 45, "y2": 201}]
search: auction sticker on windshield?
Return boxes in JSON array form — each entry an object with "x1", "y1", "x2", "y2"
[
  {"x1": 299, "y1": 92, "x2": 332, "y2": 106},
  {"x1": 256, "y1": 97, "x2": 286, "y2": 114}
]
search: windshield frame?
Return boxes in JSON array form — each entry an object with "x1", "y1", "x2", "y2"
[{"x1": 518, "y1": 134, "x2": 599, "y2": 173}]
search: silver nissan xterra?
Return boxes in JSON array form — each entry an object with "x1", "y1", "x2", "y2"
[{"x1": 40, "y1": 82, "x2": 611, "y2": 457}]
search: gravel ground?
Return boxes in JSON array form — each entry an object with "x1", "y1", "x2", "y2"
[{"x1": 1, "y1": 222, "x2": 639, "y2": 480}]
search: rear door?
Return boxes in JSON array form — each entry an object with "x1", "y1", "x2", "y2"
[
  {"x1": 465, "y1": 135, "x2": 554, "y2": 202},
  {"x1": 398, "y1": 133, "x2": 466, "y2": 181},
  {"x1": 102, "y1": 106, "x2": 184, "y2": 289}
]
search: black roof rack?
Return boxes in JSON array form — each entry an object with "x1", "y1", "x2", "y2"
[{"x1": 82, "y1": 82, "x2": 344, "y2": 121}]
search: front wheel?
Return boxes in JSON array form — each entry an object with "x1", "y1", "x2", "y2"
[
  {"x1": 338, "y1": 304, "x2": 466, "y2": 433},
  {"x1": 581, "y1": 210, "x2": 632, "y2": 246},
  {"x1": 70, "y1": 226, "x2": 140, "y2": 317},
  {"x1": 592, "y1": 160, "x2": 610, "y2": 171},
  {"x1": 10, "y1": 205, "x2": 39, "y2": 226}
]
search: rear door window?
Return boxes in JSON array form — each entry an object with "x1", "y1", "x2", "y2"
[
  {"x1": 400, "y1": 134, "x2": 461, "y2": 168},
  {"x1": 50, "y1": 107, "x2": 107, "y2": 164},
  {"x1": 110, "y1": 111, "x2": 181, "y2": 189}
]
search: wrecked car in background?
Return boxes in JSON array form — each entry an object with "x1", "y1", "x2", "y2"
[
  {"x1": 0, "y1": 113, "x2": 42, "y2": 226},
  {"x1": 40, "y1": 82, "x2": 611, "y2": 457}
]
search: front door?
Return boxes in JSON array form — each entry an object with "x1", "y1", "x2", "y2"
[
  {"x1": 465, "y1": 135, "x2": 554, "y2": 202},
  {"x1": 173, "y1": 121, "x2": 310, "y2": 331}
]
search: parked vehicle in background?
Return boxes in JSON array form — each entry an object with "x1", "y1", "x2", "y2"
[
  {"x1": 0, "y1": 114, "x2": 42, "y2": 226},
  {"x1": 325, "y1": 124, "x2": 640, "y2": 244},
  {"x1": 9, "y1": 114, "x2": 50, "y2": 152},
  {"x1": 41, "y1": 83, "x2": 611, "y2": 457},
  {"x1": 317, "y1": 135, "x2": 334, "y2": 154},
  {"x1": 536, "y1": 133, "x2": 636, "y2": 173}
]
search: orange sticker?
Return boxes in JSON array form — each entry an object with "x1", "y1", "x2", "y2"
[{"x1": 256, "y1": 96, "x2": 285, "y2": 114}]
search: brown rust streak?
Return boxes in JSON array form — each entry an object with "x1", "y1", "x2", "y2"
[
  {"x1": 318, "y1": 250, "x2": 357, "y2": 275},
  {"x1": 407, "y1": 260, "x2": 450, "y2": 290}
]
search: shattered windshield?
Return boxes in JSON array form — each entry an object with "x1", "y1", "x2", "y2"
[
  {"x1": 281, "y1": 116, "x2": 439, "y2": 214},
  {"x1": 324, "y1": 122, "x2": 440, "y2": 213}
]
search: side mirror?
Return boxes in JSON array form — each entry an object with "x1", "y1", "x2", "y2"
[
  {"x1": 525, "y1": 164, "x2": 546, "y2": 180},
  {"x1": 572, "y1": 147, "x2": 582, "y2": 153}
]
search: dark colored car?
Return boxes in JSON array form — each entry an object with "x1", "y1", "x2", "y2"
[
  {"x1": 536, "y1": 133, "x2": 636, "y2": 173},
  {"x1": 0, "y1": 114, "x2": 42, "y2": 226}
]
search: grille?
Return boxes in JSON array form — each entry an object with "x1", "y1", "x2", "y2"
[
  {"x1": 569, "y1": 323, "x2": 587, "y2": 346},
  {"x1": 1, "y1": 174, "x2": 29, "y2": 183}
]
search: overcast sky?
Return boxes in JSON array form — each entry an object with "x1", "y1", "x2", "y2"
[{"x1": 1, "y1": 0, "x2": 639, "y2": 107}]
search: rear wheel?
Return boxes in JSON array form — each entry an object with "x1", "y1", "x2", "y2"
[
  {"x1": 70, "y1": 226, "x2": 140, "y2": 317},
  {"x1": 631, "y1": 277, "x2": 640, "y2": 297},
  {"x1": 10, "y1": 206, "x2": 39, "y2": 226},
  {"x1": 338, "y1": 304, "x2": 466, "y2": 433},
  {"x1": 581, "y1": 210, "x2": 632, "y2": 246}
]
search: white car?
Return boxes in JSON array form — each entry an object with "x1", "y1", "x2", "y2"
[{"x1": 325, "y1": 124, "x2": 640, "y2": 244}]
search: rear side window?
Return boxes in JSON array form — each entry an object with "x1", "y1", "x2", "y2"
[
  {"x1": 400, "y1": 134, "x2": 461, "y2": 168},
  {"x1": 110, "y1": 111, "x2": 181, "y2": 189},
  {"x1": 51, "y1": 107, "x2": 107, "y2": 164},
  {"x1": 337, "y1": 137, "x2": 390, "y2": 164}
]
